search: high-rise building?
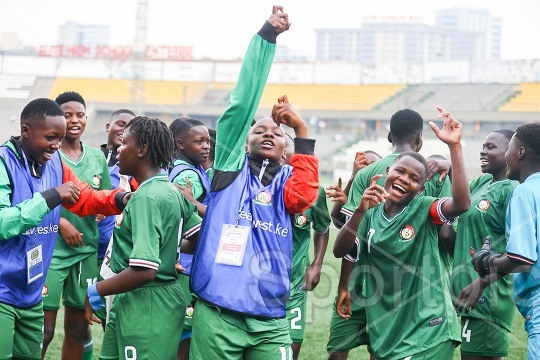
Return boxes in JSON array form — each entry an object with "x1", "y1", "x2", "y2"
[
  {"x1": 58, "y1": 21, "x2": 110, "y2": 46},
  {"x1": 436, "y1": 8, "x2": 501, "y2": 61},
  {"x1": 316, "y1": 8, "x2": 500, "y2": 64}
]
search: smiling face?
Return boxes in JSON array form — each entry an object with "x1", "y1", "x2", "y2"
[
  {"x1": 384, "y1": 155, "x2": 426, "y2": 206},
  {"x1": 107, "y1": 112, "x2": 135, "y2": 150},
  {"x1": 247, "y1": 117, "x2": 286, "y2": 162},
  {"x1": 479, "y1": 132, "x2": 510, "y2": 177},
  {"x1": 60, "y1": 101, "x2": 86, "y2": 141},
  {"x1": 21, "y1": 115, "x2": 66, "y2": 165},
  {"x1": 178, "y1": 125, "x2": 210, "y2": 163}
]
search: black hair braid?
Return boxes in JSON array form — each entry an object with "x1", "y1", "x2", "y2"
[{"x1": 126, "y1": 117, "x2": 174, "y2": 169}]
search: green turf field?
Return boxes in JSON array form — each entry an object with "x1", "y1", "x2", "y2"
[{"x1": 44, "y1": 188, "x2": 529, "y2": 359}]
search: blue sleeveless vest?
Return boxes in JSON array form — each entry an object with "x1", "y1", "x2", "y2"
[
  {"x1": 169, "y1": 162, "x2": 211, "y2": 205},
  {"x1": 0, "y1": 146, "x2": 62, "y2": 308},
  {"x1": 191, "y1": 156, "x2": 293, "y2": 318},
  {"x1": 169, "y1": 162, "x2": 211, "y2": 276}
]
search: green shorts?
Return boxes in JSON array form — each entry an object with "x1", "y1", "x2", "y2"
[
  {"x1": 177, "y1": 274, "x2": 195, "y2": 332},
  {"x1": 0, "y1": 301, "x2": 43, "y2": 360},
  {"x1": 286, "y1": 299, "x2": 307, "y2": 343},
  {"x1": 190, "y1": 300, "x2": 293, "y2": 360},
  {"x1": 460, "y1": 317, "x2": 510, "y2": 357},
  {"x1": 100, "y1": 281, "x2": 185, "y2": 360},
  {"x1": 402, "y1": 340, "x2": 457, "y2": 360},
  {"x1": 43, "y1": 253, "x2": 98, "y2": 310},
  {"x1": 326, "y1": 300, "x2": 369, "y2": 353}
]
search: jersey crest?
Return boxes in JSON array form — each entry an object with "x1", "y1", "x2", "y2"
[
  {"x1": 91, "y1": 174, "x2": 101, "y2": 189},
  {"x1": 476, "y1": 199, "x2": 490, "y2": 212},
  {"x1": 254, "y1": 190, "x2": 272, "y2": 205},
  {"x1": 399, "y1": 225, "x2": 415, "y2": 242},
  {"x1": 294, "y1": 213, "x2": 308, "y2": 227},
  {"x1": 42, "y1": 285, "x2": 48, "y2": 297}
]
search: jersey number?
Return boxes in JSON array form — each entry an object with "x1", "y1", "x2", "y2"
[
  {"x1": 125, "y1": 346, "x2": 137, "y2": 360},
  {"x1": 367, "y1": 228, "x2": 376, "y2": 253},
  {"x1": 279, "y1": 346, "x2": 293, "y2": 360},
  {"x1": 290, "y1": 307, "x2": 302, "y2": 330},
  {"x1": 462, "y1": 319, "x2": 471, "y2": 343},
  {"x1": 86, "y1": 277, "x2": 97, "y2": 287}
]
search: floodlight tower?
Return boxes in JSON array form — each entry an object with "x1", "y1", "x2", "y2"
[{"x1": 131, "y1": 0, "x2": 148, "y2": 115}]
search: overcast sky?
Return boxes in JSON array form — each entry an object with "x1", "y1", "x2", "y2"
[{"x1": 1, "y1": 0, "x2": 540, "y2": 60}]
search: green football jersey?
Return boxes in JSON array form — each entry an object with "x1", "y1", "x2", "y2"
[
  {"x1": 342, "y1": 153, "x2": 451, "y2": 217},
  {"x1": 110, "y1": 174, "x2": 201, "y2": 283},
  {"x1": 287, "y1": 186, "x2": 331, "y2": 309},
  {"x1": 50, "y1": 143, "x2": 112, "y2": 269},
  {"x1": 452, "y1": 174, "x2": 518, "y2": 330},
  {"x1": 358, "y1": 195, "x2": 460, "y2": 359}
]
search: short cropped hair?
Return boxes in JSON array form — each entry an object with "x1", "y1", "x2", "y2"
[
  {"x1": 20, "y1": 98, "x2": 64, "y2": 125},
  {"x1": 169, "y1": 117, "x2": 207, "y2": 140},
  {"x1": 393, "y1": 151, "x2": 429, "y2": 181},
  {"x1": 515, "y1": 123, "x2": 540, "y2": 157},
  {"x1": 493, "y1": 129, "x2": 515, "y2": 141},
  {"x1": 54, "y1": 91, "x2": 86, "y2": 108},
  {"x1": 390, "y1": 109, "x2": 423, "y2": 139},
  {"x1": 110, "y1": 109, "x2": 136, "y2": 119}
]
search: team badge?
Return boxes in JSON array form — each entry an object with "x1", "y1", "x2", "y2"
[
  {"x1": 42, "y1": 285, "x2": 48, "y2": 297},
  {"x1": 399, "y1": 225, "x2": 415, "y2": 242},
  {"x1": 476, "y1": 199, "x2": 490, "y2": 212},
  {"x1": 185, "y1": 305, "x2": 194, "y2": 318},
  {"x1": 92, "y1": 175, "x2": 101, "y2": 188},
  {"x1": 115, "y1": 212, "x2": 124, "y2": 228},
  {"x1": 295, "y1": 214, "x2": 308, "y2": 227},
  {"x1": 254, "y1": 190, "x2": 272, "y2": 205}
]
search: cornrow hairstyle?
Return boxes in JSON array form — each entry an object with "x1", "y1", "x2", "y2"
[
  {"x1": 493, "y1": 129, "x2": 515, "y2": 141},
  {"x1": 393, "y1": 151, "x2": 429, "y2": 182},
  {"x1": 169, "y1": 117, "x2": 206, "y2": 141},
  {"x1": 110, "y1": 109, "x2": 136, "y2": 120},
  {"x1": 54, "y1": 91, "x2": 86, "y2": 108},
  {"x1": 21, "y1": 98, "x2": 64, "y2": 125},
  {"x1": 389, "y1": 109, "x2": 424, "y2": 139},
  {"x1": 515, "y1": 123, "x2": 540, "y2": 158},
  {"x1": 125, "y1": 117, "x2": 174, "y2": 169}
]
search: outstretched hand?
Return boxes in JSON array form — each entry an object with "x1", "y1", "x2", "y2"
[
  {"x1": 325, "y1": 178, "x2": 348, "y2": 204},
  {"x1": 429, "y1": 106, "x2": 462, "y2": 146},
  {"x1": 267, "y1": 5, "x2": 291, "y2": 34},
  {"x1": 455, "y1": 278, "x2": 487, "y2": 313}
]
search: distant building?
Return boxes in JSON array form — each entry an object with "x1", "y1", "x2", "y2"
[
  {"x1": 58, "y1": 21, "x2": 110, "y2": 46},
  {"x1": 316, "y1": 8, "x2": 500, "y2": 64},
  {"x1": 436, "y1": 8, "x2": 501, "y2": 61}
]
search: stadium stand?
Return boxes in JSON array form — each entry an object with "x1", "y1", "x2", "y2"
[
  {"x1": 500, "y1": 82, "x2": 540, "y2": 112},
  {"x1": 0, "y1": 74, "x2": 37, "y2": 136},
  {"x1": 375, "y1": 83, "x2": 518, "y2": 112},
  {"x1": 259, "y1": 84, "x2": 405, "y2": 111}
]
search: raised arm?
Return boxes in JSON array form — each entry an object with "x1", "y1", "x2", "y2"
[
  {"x1": 429, "y1": 107, "x2": 471, "y2": 220},
  {"x1": 214, "y1": 6, "x2": 291, "y2": 173}
]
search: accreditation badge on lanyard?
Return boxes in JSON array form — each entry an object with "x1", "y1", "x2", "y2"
[
  {"x1": 27, "y1": 244, "x2": 43, "y2": 284},
  {"x1": 215, "y1": 224, "x2": 250, "y2": 266}
]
